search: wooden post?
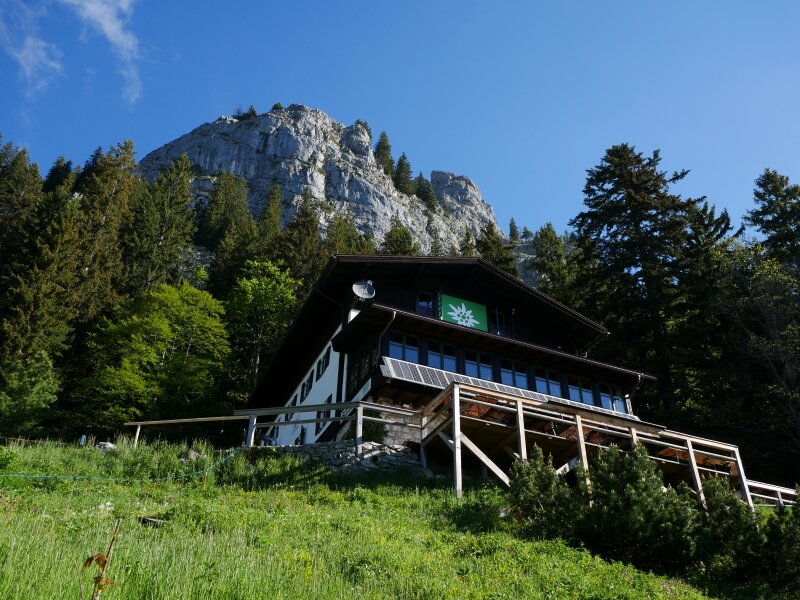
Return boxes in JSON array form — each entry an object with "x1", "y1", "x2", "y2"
[
  {"x1": 574, "y1": 415, "x2": 591, "y2": 494},
  {"x1": 685, "y1": 439, "x2": 706, "y2": 507},
  {"x1": 419, "y1": 415, "x2": 428, "y2": 468},
  {"x1": 453, "y1": 385, "x2": 463, "y2": 498},
  {"x1": 245, "y1": 414, "x2": 257, "y2": 448},
  {"x1": 133, "y1": 424, "x2": 141, "y2": 447},
  {"x1": 516, "y1": 399, "x2": 527, "y2": 461},
  {"x1": 628, "y1": 426, "x2": 639, "y2": 448},
  {"x1": 355, "y1": 404, "x2": 364, "y2": 456},
  {"x1": 733, "y1": 447, "x2": 754, "y2": 508}
]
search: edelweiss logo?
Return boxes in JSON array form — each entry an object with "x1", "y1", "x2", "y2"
[{"x1": 447, "y1": 303, "x2": 480, "y2": 328}]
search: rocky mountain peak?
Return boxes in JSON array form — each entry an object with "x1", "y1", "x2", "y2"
[{"x1": 139, "y1": 104, "x2": 497, "y2": 252}]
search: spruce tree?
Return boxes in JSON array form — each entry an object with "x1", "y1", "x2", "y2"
[
  {"x1": 509, "y1": 218, "x2": 520, "y2": 244},
  {"x1": 274, "y1": 189, "x2": 327, "y2": 299},
  {"x1": 746, "y1": 168, "x2": 800, "y2": 270},
  {"x1": 200, "y1": 172, "x2": 252, "y2": 249},
  {"x1": 459, "y1": 230, "x2": 477, "y2": 257},
  {"x1": 374, "y1": 131, "x2": 394, "y2": 177},
  {"x1": 393, "y1": 153, "x2": 414, "y2": 195},
  {"x1": 323, "y1": 211, "x2": 375, "y2": 255},
  {"x1": 121, "y1": 154, "x2": 195, "y2": 297},
  {"x1": 415, "y1": 172, "x2": 438, "y2": 211},
  {"x1": 258, "y1": 183, "x2": 283, "y2": 257},
  {"x1": 208, "y1": 218, "x2": 260, "y2": 298},
  {"x1": 476, "y1": 223, "x2": 517, "y2": 276},
  {"x1": 525, "y1": 223, "x2": 572, "y2": 300},
  {"x1": 379, "y1": 216, "x2": 420, "y2": 255}
]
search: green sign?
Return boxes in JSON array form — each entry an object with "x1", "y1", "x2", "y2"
[{"x1": 439, "y1": 294, "x2": 488, "y2": 332}]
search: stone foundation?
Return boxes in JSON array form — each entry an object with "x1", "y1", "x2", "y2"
[{"x1": 278, "y1": 439, "x2": 430, "y2": 476}]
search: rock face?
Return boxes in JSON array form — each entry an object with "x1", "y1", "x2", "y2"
[{"x1": 139, "y1": 104, "x2": 497, "y2": 252}]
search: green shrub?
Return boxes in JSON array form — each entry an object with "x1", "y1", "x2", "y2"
[
  {"x1": 760, "y1": 492, "x2": 800, "y2": 595},
  {"x1": 578, "y1": 446, "x2": 698, "y2": 573},
  {"x1": 508, "y1": 446, "x2": 580, "y2": 541},
  {"x1": 0, "y1": 446, "x2": 16, "y2": 470}
]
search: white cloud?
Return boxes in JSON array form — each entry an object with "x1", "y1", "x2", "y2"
[
  {"x1": 59, "y1": 0, "x2": 142, "y2": 103},
  {"x1": 0, "y1": 1, "x2": 63, "y2": 96}
]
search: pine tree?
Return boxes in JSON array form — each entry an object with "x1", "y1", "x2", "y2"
[
  {"x1": 458, "y1": 230, "x2": 477, "y2": 257},
  {"x1": 509, "y1": 218, "x2": 520, "y2": 244},
  {"x1": 476, "y1": 223, "x2": 517, "y2": 276},
  {"x1": 323, "y1": 211, "x2": 375, "y2": 255},
  {"x1": 274, "y1": 189, "x2": 327, "y2": 299},
  {"x1": 208, "y1": 219, "x2": 260, "y2": 298},
  {"x1": 199, "y1": 171, "x2": 252, "y2": 249},
  {"x1": 258, "y1": 183, "x2": 283, "y2": 256},
  {"x1": 393, "y1": 153, "x2": 414, "y2": 195},
  {"x1": 121, "y1": 154, "x2": 195, "y2": 297},
  {"x1": 74, "y1": 141, "x2": 140, "y2": 322},
  {"x1": 379, "y1": 216, "x2": 420, "y2": 255},
  {"x1": 374, "y1": 131, "x2": 394, "y2": 177},
  {"x1": 415, "y1": 172, "x2": 438, "y2": 211},
  {"x1": 746, "y1": 168, "x2": 800, "y2": 270},
  {"x1": 525, "y1": 223, "x2": 571, "y2": 300}
]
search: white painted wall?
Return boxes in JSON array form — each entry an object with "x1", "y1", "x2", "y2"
[{"x1": 265, "y1": 326, "x2": 342, "y2": 446}]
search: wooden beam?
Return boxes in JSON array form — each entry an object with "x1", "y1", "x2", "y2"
[
  {"x1": 133, "y1": 424, "x2": 141, "y2": 447},
  {"x1": 516, "y1": 399, "x2": 527, "y2": 460},
  {"x1": 125, "y1": 415, "x2": 249, "y2": 426},
  {"x1": 628, "y1": 426, "x2": 639, "y2": 447},
  {"x1": 460, "y1": 432, "x2": 511, "y2": 487},
  {"x1": 355, "y1": 405, "x2": 364, "y2": 456},
  {"x1": 245, "y1": 414, "x2": 257, "y2": 449},
  {"x1": 438, "y1": 431, "x2": 455, "y2": 452},
  {"x1": 453, "y1": 384, "x2": 463, "y2": 499},
  {"x1": 502, "y1": 444, "x2": 520, "y2": 461},
  {"x1": 420, "y1": 415, "x2": 428, "y2": 468},
  {"x1": 421, "y1": 416, "x2": 453, "y2": 447},
  {"x1": 575, "y1": 415, "x2": 591, "y2": 495},
  {"x1": 733, "y1": 447, "x2": 754, "y2": 508},
  {"x1": 685, "y1": 439, "x2": 706, "y2": 507}
]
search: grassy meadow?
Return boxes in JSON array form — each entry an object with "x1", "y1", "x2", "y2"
[{"x1": 0, "y1": 439, "x2": 712, "y2": 599}]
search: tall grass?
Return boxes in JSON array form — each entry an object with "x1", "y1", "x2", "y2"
[{"x1": 0, "y1": 440, "x2": 708, "y2": 599}]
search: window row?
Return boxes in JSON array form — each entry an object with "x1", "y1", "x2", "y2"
[{"x1": 386, "y1": 331, "x2": 628, "y2": 413}]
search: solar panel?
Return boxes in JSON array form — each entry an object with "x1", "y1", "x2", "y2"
[{"x1": 380, "y1": 357, "x2": 640, "y2": 422}]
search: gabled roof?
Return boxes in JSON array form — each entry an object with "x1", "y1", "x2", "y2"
[{"x1": 250, "y1": 255, "x2": 613, "y2": 408}]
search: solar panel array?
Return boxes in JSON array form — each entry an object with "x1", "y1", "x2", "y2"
[{"x1": 380, "y1": 357, "x2": 640, "y2": 422}]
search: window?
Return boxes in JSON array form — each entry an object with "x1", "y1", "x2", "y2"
[
  {"x1": 416, "y1": 291, "x2": 434, "y2": 317},
  {"x1": 316, "y1": 395, "x2": 333, "y2": 435},
  {"x1": 567, "y1": 375, "x2": 594, "y2": 406},
  {"x1": 464, "y1": 350, "x2": 492, "y2": 380},
  {"x1": 534, "y1": 367, "x2": 563, "y2": 397},
  {"x1": 489, "y1": 308, "x2": 508, "y2": 336},
  {"x1": 599, "y1": 384, "x2": 626, "y2": 413},
  {"x1": 316, "y1": 346, "x2": 331, "y2": 380},
  {"x1": 348, "y1": 340, "x2": 377, "y2": 394},
  {"x1": 300, "y1": 372, "x2": 314, "y2": 401},
  {"x1": 500, "y1": 359, "x2": 528, "y2": 388},
  {"x1": 428, "y1": 341, "x2": 457, "y2": 372},
  {"x1": 388, "y1": 331, "x2": 419, "y2": 363}
]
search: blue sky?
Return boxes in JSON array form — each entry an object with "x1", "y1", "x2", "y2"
[{"x1": 2, "y1": 1, "x2": 799, "y2": 235}]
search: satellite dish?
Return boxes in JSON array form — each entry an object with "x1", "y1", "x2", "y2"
[{"x1": 352, "y1": 280, "x2": 376, "y2": 300}]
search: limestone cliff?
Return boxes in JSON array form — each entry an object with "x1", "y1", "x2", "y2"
[{"x1": 139, "y1": 104, "x2": 497, "y2": 252}]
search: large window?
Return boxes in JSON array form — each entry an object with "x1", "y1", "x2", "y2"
[
  {"x1": 567, "y1": 375, "x2": 594, "y2": 406},
  {"x1": 534, "y1": 366, "x2": 562, "y2": 397},
  {"x1": 464, "y1": 350, "x2": 493, "y2": 380},
  {"x1": 599, "y1": 384, "x2": 626, "y2": 413},
  {"x1": 428, "y1": 341, "x2": 457, "y2": 372},
  {"x1": 348, "y1": 341, "x2": 376, "y2": 394},
  {"x1": 500, "y1": 359, "x2": 528, "y2": 388},
  {"x1": 388, "y1": 332, "x2": 419, "y2": 363},
  {"x1": 316, "y1": 395, "x2": 333, "y2": 435},
  {"x1": 416, "y1": 292, "x2": 435, "y2": 318},
  {"x1": 316, "y1": 346, "x2": 331, "y2": 381}
]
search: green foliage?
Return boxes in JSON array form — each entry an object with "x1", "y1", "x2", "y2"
[
  {"x1": 760, "y1": 494, "x2": 800, "y2": 594},
  {"x1": 0, "y1": 441, "x2": 709, "y2": 599},
  {"x1": 374, "y1": 131, "x2": 394, "y2": 177},
  {"x1": 271, "y1": 102, "x2": 283, "y2": 111},
  {"x1": 198, "y1": 172, "x2": 253, "y2": 249},
  {"x1": 476, "y1": 222, "x2": 517, "y2": 276},
  {"x1": 323, "y1": 211, "x2": 375, "y2": 255},
  {"x1": 508, "y1": 218, "x2": 520, "y2": 243},
  {"x1": 226, "y1": 260, "x2": 299, "y2": 395},
  {"x1": 525, "y1": 222, "x2": 573, "y2": 300},
  {"x1": 392, "y1": 153, "x2": 414, "y2": 195},
  {"x1": 258, "y1": 182, "x2": 283, "y2": 250},
  {"x1": 353, "y1": 119, "x2": 372, "y2": 140},
  {"x1": 68, "y1": 283, "x2": 230, "y2": 432},
  {"x1": 458, "y1": 230, "x2": 477, "y2": 257},
  {"x1": 121, "y1": 154, "x2": 195, "y2": 297},
  {"x1": 414, "y1": 172, "x2": 437, "y2": 212},
  {"x1": 379, "y1": 216, "x2": 420, "y2": 255},
  {"x1": 207, "y1": 219, "x2": 261, "y2": 298},
  {"x1": 746, "y1": 168, "x2": 800, "y2": 269},
  {"x1": 0, "y1": 351, "x2": 58, "y2": 436},
  {"x1": 508, "y1": 447, "x2": 579, "y2": 541},
  {"x1": 578, "y1": 446, "x2": 697, "y2": 573}
]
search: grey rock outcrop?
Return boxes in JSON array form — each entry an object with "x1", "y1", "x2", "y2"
[{"x1": 138, "y1": 104, "x2": 497, "y2": 252}]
